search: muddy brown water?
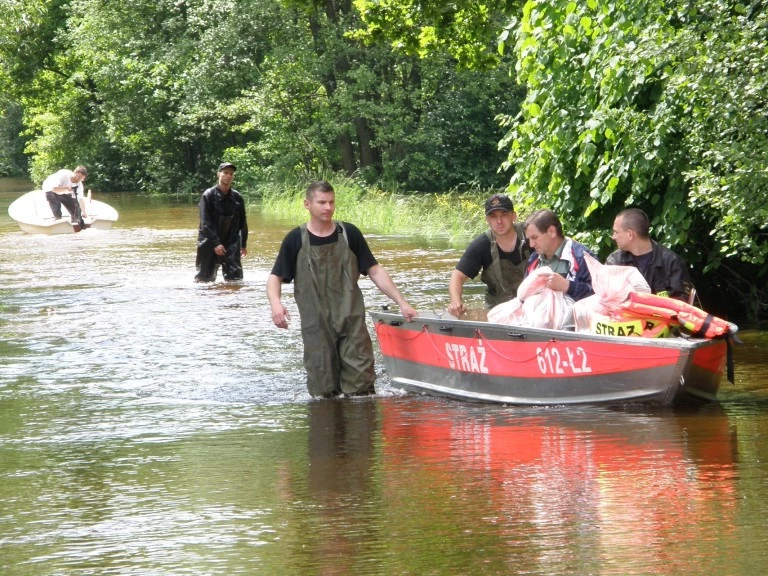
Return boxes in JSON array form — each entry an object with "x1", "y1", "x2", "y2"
[{"x1": 2, "y1": 178, "x2": 768, "y2": 575}]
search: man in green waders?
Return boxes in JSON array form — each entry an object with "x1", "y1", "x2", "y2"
[
  {"x1": 267, "y1": 181, "x2": 418, "y2": 397},
  {"x1": 448, "y1": 193, "x2": 531, "y2": 319}
]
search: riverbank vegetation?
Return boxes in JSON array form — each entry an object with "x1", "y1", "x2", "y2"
[
  {"x1": 261, "y1": 176, "x2": 501, "y2": 242},
  {"x1": 1, "y1": 0, "x2": 766, "y2": 323}
]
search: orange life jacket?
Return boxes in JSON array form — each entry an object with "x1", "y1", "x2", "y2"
[{"x1": 620, "y1": 292, "x2": 730, "y2": 338}]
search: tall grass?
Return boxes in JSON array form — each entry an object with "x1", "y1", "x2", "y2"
[{"x1": 258, "y1": 174, "x2": 511, "y2": 243}]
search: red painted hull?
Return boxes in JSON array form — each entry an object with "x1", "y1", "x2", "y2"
[{"x1": 371, "y1": 311, "x2": 734, "y2": 406}]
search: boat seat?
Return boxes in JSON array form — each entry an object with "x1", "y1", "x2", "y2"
[{"x1": 32, "y1": 196, "x2": 56, "y2": 219}]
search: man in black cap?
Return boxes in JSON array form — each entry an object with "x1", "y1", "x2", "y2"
[
  {"x1": 448, "y1": 193, "x2": 531, "y2": 318},
  {"x1": 194, "y1": 162, "x2": 248, "y2": 282}
]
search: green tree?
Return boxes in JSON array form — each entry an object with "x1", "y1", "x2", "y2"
[
  {"x1": 68, "y1": 0, "x2": 279, "y2": 191},
  {"x1": 1, "y1": 0, "x2": 517, "y2": 193},
  {"x1": 0, "y1": 0, "x2": 132, "y2": 188},
  {"x1": 221, "y1": 0, "x2": 519, "y2": 191},
  {"x1": 354, "y1": 0, "x2": 521, "y2": 69},
  {"x1": 503, "y1": 0, "x2": 768, "y2": 319},
  {"x1": 0, "y1": 99, "x2": 27, "y2": 176}
]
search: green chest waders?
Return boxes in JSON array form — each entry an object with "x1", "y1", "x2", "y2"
[
  {"x1": 480, "y1": 223, "x2": 529, "y2": 308},
  {"x1": 294, "y1": 223, "x2": 376, "y2": 397}
]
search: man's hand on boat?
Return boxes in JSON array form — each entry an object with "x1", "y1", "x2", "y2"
[
  {"x1": 398, "y1": 302, "x2": 418, "y2": 322},
  {"x1": 448, "y1": 299, "x2": 466, "y2": 318}
]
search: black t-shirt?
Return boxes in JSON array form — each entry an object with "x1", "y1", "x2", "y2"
[
  {"x1": 456, "y1": 233, "x2": 525, "y2": 279},
  {"x1": 270, "y1": 222, "x2": 378, "y2": 283},
  {"x1": 631, "y1": 251, "x2": 653, "y2": 279}
]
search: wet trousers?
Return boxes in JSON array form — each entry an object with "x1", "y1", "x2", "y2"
[{"x1": 195, "y1": 241, "x2": 243, "y2": 282}]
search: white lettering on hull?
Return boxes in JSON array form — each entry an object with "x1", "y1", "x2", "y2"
[{"x1": 445, "y1": 339, "x2": 489, "y2": 374}]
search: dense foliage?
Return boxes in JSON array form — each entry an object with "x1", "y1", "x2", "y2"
[
  {"x1": 356, "y1": 0, "x2": 768, "y2": 321},
  {"x1": 353, "y1": 0, "x2": 521, "y2": 68},
  {"x1": 0, "y1": 98, "x2": 27, "y2": 175},
  {"x1": 1, "y1": 0, "x2": 766, "y2": 321},
  {"x1": 0, "y1": 0, "x2": 517, "y2": 192},
  {"x1": 500, "y1": 0, "x2": 767, "y2": 319},
  {"x1": 503, "y1": 0, "x2": 767, "y2": 259}
]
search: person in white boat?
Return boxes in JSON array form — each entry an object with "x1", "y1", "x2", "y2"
[
  {"x1": 43, "y1": 165, "x2": 88, "y2": 223},
  {"x1": 267, "y1": 180, "x2": 417, "y2": 398},
  {"x1": 606, "y1": 207, "x2": 693, "y2": 301},
  {"x1": 194, "y1": 162, "x2": 248, "y2": 282},
  {"x1": 524, "y1": 209, "x2": 596, "y2": 301},
  {"x1": 448, "y1": 193, "x2": 532, "y2": 318}
]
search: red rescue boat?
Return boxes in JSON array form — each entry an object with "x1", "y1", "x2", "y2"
[{"x1": 371, "y1": 310, "x2": 736, "y2": 406}]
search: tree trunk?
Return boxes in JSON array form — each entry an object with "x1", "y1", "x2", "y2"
[
  {"x1": 337, "y1": 132, "x2": 357, "y2": 175},
  {"x1": 354, "y1": 116, "x2": 380, "y2": 171}
]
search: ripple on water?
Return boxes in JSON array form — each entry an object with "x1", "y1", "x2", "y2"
[{"x1": 3, "y1": 190, "x2": 768, "y2": 575}]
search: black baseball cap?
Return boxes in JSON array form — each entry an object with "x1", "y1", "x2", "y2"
[
  {"x1": 485, "y1": 193, "x2": 514, "y2": 215},
  {"x1": 218, "y1": 162, "x2": 236, "y2": 172}
]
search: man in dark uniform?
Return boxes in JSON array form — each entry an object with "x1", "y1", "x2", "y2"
[
  {"x1": 194, "y1": 162, "x2": 248, "y2": 282},
  {"x1": 607, "y1": 207, "x2": 693, "y2": 301},
  {"x1": 267, "y1": 180, "x2": 417, "y2": 397},
  {"x1": 448, "y1": 193, "x2": 531, "y2": 318}
]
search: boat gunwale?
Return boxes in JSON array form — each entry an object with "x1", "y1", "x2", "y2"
[{"x1": 369, "y1": 309, "x2": 735, "y2": 352}]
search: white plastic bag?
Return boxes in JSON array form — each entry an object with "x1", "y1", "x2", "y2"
[
  {"x1": 573, "y1": 253, "x2": 651, "y2": 333},
  {"x1": 488, "y1": 266, "x2": 575, "y2": 329}
]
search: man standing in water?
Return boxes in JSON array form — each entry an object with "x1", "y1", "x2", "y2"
[
  {"x1": 448, "y1": 193, "x2": 531, "y2": 318},
  {"x1": 43, "y1": 165, "x2": 88, "y2": 226},
  {"x1": 267, "y1": 180, "x2": 417, "y2": 398},
  {"x1": 195, "y1": 162, "x2": 248, "y2": 282}
]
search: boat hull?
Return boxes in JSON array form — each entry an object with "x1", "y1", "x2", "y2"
[
  {"x1": 8, "y1": 190, "x2": 118, "y2": 235},
  {"x1": 371, "y1": 311, "x2": 731, "y2": 406}
]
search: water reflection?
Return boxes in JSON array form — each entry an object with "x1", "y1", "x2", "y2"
[
  {"x1": 380, "y1": 399, "x2": 738, "y2": 574},
  {"x1": 306, "y1": 399, "x2": 377, "y2": 496},
  {"x1": 3, "y1": 180, "x2": 768, "y2": 575},
  {"x1": 302, "y1": 399, "x2": 379, "y2": 575}
]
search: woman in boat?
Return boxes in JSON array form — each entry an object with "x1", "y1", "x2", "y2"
[
  {"x1": 448, "y1": 193, "x2": 531, "y2": 318},
  {"x1": 524, "y1": 209, "x2": 596, "y2": 302}
]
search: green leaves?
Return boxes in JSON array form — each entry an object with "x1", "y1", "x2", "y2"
[
  {"x1": 504, "y1": 0, "x2": 768, "y2": 280},
  {"x1": 354, "y1": 0, "x2": 521, "y2": 69},
  {"x1": 1, "y1": 0, "x2": 524, "y2": 193}
]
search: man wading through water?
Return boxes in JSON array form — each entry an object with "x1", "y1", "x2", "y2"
[
  {"x1": 194, "y1": 162, "x2": 248, "y2": 282},
  {"x1": 267, "y1": 181, "x2": 417, "y2": 397}
]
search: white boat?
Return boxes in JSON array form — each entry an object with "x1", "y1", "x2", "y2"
[{"x1": 8, "y1": 189, "x2": 118, "y2": 235}]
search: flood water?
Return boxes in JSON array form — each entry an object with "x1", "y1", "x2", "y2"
[{"x1": 2, "y1": 177, "x2": 768, "y2": 575}]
